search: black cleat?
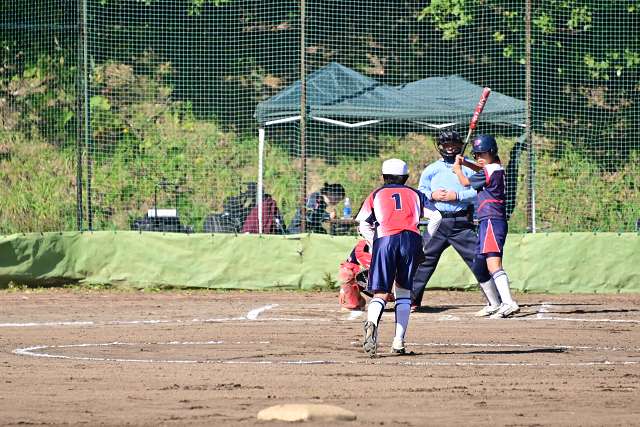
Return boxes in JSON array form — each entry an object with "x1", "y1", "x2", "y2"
[{"x1": 363, "y1": 321, "x2": 377, "y2": 357}]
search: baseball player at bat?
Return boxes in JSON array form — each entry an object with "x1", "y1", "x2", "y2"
[
  {"x1": 452, "y1": 134, "x2": 519, "y2": 318},
  {"x1": 410, "y1": 130, "x2": 497, "y2": 317}
]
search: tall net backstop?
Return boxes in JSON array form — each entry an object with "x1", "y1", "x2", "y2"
[{"x1": 1, "y1": 0, "x2": 639, "y2": 235}]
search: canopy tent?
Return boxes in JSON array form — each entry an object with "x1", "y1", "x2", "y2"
[
  {"x1": 256, "y1": 62, "x2": 422, "y2": 127},
  {"x1": 396, "y1": 75, "x2": 526, "y2": 128},
  {"x1": 254, "y1": 62, "x2": 526, "y2": 232},
  {"x1": 255, "y1": 62, "x2": 526, "y2": 127}
]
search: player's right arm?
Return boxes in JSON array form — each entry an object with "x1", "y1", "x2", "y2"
[
  {"x1": 460, "y1": 157, "x2": 482, "y2": 172},
  {"x1": 355, "y1": 193, "x2": 376, "y2": 245},
  {"x1": 418, "y1": 166, "x2": 436, "y2": 200},
  {"x1": 452, "y1": 155, "x2": 472, "y2": 187},
  {"x1": 419, "y1": 194, "x2": 442, "y2": 247}
]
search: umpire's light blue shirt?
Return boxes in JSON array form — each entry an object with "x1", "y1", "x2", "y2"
[{"x1": 418, "y1": 158, "x2": 477, "y2": 213}]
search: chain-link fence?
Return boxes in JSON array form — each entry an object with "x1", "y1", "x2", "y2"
[{"x1": 1, "y1": 0, "x2": 639, "y2": 235}]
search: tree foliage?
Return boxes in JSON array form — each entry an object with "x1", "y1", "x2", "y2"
[
  {"x1": 1, "y1": 0, "x2": 638, "y2": 166},
  {"x1": 1, "y1": 0, "x2": 640, "y2": 232},
  {"x1": 420, "y1": 0, "x2": 640, "y2": 165},
  {"x1": 420, "y1": 0, "x2": 640, "y2": 80}
]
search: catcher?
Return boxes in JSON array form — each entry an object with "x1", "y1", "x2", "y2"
[
  {"x1": 338, "y1": 239, "x2": 371, "y2": 310},
  {"x1": 339, "y1": 239, "x2": 396, "y2": 310}
]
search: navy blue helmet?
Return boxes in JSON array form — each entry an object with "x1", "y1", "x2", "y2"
[{"x1": 471, "y1": 134, "x2": 498, "y2": 157}]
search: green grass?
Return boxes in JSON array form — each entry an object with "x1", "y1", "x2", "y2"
[
  {"x1": 2, "y1": 114, "x2": 640, "y2": 234},
  {"x1": 0, "y1": 131, "x2": 77, "y2": 234},
  {"x1": 533, "y1": 148, "x2": 640, "y2": 232}
]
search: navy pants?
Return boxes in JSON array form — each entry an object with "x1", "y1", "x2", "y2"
[
  {"x1": 411, "y1": 216, "x2": 477, "y2": 306},
  {"x1": 368, "y1": 231, "x2": 423, "y2": 294}
]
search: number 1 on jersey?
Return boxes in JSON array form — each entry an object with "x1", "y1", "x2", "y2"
[{"x1": 391, "y1": 193, "x2": 402, "y2": 210}]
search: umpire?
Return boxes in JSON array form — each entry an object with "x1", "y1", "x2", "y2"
[{"x1": 411, "y1": 130, "x2": 499, "y2": 315}]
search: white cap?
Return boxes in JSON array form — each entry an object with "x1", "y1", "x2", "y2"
[{"x1": 381, "y1": 158, "x2": 407, "y2": 175}]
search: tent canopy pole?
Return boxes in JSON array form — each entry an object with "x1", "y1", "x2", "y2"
[{"x1": 258, "y1": 128, "x2": 265, "y2": 234}]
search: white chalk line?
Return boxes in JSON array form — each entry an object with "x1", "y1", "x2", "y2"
[
  {"x1": 534, "y1": 317, "x2": 639, "y2": 323},
  {"x1": 0, "y1": 303, "x2": 349, "y2": 327},
  {"x1": 537, "y1": 301, "x2": 551, "y2": 318},
  {"x1": 0, "y1": 317, "x2": 337, "y2": 327},
  {"x1": 245, "y1": 304, "x2": 277, "y2": 319},
  {"x1": 534, "y1": 301, "x2": 640, "y2": 323},
  {"x1": 12, "y1": 340, "x2": 640, "y2": 367},
  {"x1": 2, "y1": 302, "x2": 639, "y2": 328},
  {"x1": 348, "y1": 310, "x2": 364, "y2": 320},
  {"x1": 8, "y1": 301, "x2": 640, "y2": 366},
  {"x1": 406, "y1": 341, "x2": 640, "y2": 352}
]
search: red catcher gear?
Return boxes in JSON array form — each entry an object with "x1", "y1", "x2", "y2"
[
  {"x1": 339, "y1": 282, "x2": 366, "y2": 310},
  {"x1": 337, "y1": 241, "x2": 372, "y2": 310},
  {"x1": 354, "y1": 240, "x2": 372, "y2": 268},
  {"x1": 339, "y1": 261, "x2": 360, "y2": 284},
  {"x1": 338, "y1": 261, "x2": 366, "y2": 310}
]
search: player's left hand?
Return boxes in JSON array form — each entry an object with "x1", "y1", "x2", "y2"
[{"x1": 452, "y1": 155, "x2": 463, "y2": 174}]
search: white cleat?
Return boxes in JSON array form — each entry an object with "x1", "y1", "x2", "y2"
[
  {"x1": 390, "y1": 338, "x2": 405, "y2": 355},
  {"x1": 475, "y1": 304, "x2": 501, "y2": 317},
  {"x1": 490, "y1": 301, "x2": 520, "y2": 319}
]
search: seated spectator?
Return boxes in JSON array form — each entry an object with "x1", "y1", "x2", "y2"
[
  {"x1": 287, "y1": 183, "x2": 345, "y2": 234},
  {"x1": 241, "y1": 193, "x2": 286, "y2": 235}
]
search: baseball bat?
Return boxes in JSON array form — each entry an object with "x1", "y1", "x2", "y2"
[{"x1": 461, "y1": 87, "x2": 491, "y2": 155}]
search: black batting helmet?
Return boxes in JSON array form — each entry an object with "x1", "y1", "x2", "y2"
[{"x1": 436, "y1": 130, "x2": 463, "y2": 163}]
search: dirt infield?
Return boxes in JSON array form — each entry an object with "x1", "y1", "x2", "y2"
[{"x1": 1, "y1": 290, "x2": 640, "y2": 426}]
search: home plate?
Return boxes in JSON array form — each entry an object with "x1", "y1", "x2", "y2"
[{"x1": 257, "y1": 404, "x2": 356, "y2": 422}]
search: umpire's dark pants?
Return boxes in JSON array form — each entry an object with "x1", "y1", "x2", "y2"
[{"x1": 411, "y1": 212, "x2": 477, "y2": 306}]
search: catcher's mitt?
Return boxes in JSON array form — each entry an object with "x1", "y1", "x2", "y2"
[{"x1": 355, "y1": 268, "x2": 373, "y2": 297}]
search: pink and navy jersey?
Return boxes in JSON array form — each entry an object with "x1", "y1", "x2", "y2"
[
  {"x1": 355, "y1": 184, "x2": 435, "y2": 241},
  {"x1": 468, "y1": 163, "x2": 506, "y2": 221}
]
